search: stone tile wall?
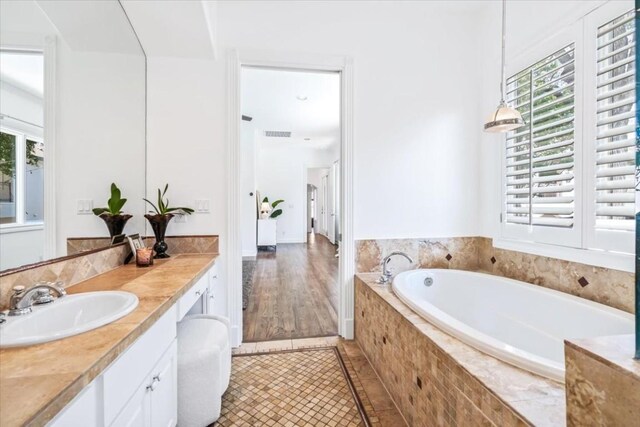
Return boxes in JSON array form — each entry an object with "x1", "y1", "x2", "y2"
[
  {"x1": 1, "y1": 235, "x2": 219, "y2": 309},
  {"x1": 356, "y1": 237, "x2": 634, "y2": 313}
]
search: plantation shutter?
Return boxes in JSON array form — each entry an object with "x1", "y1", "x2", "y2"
[
  {"x1": 505, "y1": 44, "x2": 576, "y2": 227},
  {"x1": 594, "y1": 11, "x2": 635, "y2": 232}
]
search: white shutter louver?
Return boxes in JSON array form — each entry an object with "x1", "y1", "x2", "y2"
[
  {"x1": 594, "y1": 10, "x2": 636, "y2": 232},
  {"x1": 505, "y1": 44, "x2": 576, "y2": 228}
]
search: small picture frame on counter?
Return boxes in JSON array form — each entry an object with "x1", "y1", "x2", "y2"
[
  {"x1": 127, "y1": 233, "x2": 144, "y2": 252},
  {"x1": 111, "y1": 233, "x2": 126, "y2": 245}
]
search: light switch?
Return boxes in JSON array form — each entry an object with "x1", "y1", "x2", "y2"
[
  {"x1": 195, "y1": 199, "x2": 210, "y2": 213},
  {"x1": 77, "y1": 199, "x2": 93, "y2": 214}
]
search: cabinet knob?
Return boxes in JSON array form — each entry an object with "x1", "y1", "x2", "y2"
[
  {"x1": 196, "y1": 290, "x2": 201, "y2": 296},
  {"x1": 146, "y1": 377, "x2": 159, "y2": 392}
]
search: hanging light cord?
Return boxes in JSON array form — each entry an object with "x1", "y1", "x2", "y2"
[{"x1": 500, "y1": 0, "x2": 507, "y2": 105}]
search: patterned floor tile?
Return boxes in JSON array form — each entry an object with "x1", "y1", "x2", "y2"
[{"x1": 215, "y1": 348, "x2": 369, "y2": 426}]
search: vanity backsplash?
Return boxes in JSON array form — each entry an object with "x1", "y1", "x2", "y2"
[
  {"x1": 0, "y1": 235, "x2": 219, "y2": 310},
  {"x1": 356, "y1": 237, "x2": 634, "y2": 313}
]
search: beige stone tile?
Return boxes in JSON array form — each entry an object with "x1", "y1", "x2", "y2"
[
  {"x1": 291, "y1": 336, "x2": 339, "y2": 349},
  {"x1": 254, "y1": 339, "x2": 293, "y2": 352},
  {"x1": 232, "y1": 342, "x2": 257, "y2": 354}
]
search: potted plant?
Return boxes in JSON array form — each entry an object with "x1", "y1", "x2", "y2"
[
  {"x1": 143, "y1": 184, "x2": 194, "y2": 258},
  {"x1": 92, "y1": 183, "x2": 132, "y2": 237},
  {"x1": 258, "y1": 197, "x2": 284, "y2": 250},
  {"x1": 260, "y1": 197, "x2": 284, "y2": 219}
]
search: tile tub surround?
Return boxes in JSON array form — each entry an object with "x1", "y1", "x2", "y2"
[
  {"x1": 355, "y1": 274, "x2": 566, "y2": 427},
  {"x1": 0, "y1": 253, "x2": 218, "y2": 427},
  {"x1": 355, "y1": 237, "x2": 634, "y2": 313},
  {"x1": 67, "y1": 234, "x2": 220, "y2": 256},
  {"x1": 0, "y1": 243, "x2": 130, "y2": 310},
  {"x1": 565, "y1": 335, "x2": 639, "y2": 426}
]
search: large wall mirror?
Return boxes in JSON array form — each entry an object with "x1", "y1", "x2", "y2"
[{"x1": 0, "y1": 0, "x2": 146, "y2": 272}]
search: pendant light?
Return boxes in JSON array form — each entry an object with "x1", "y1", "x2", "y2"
[{"x1": 484, "y1": 0, "x2": 525, "y2": 133}]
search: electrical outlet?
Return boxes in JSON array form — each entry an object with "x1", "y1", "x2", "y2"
[
  {"x1": 174, "y1": 213, "x2": 187, "y2": 223},
  {"x1": 195, "y1": 199, "x2": 210, "y2": 213},
  {"x1": 77, "y1": 199, "x2": 93, "y2": 214}
]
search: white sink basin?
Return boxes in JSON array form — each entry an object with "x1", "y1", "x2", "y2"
[{"x1": 0, "y1": 291, "x2": 138, "y2": 348}]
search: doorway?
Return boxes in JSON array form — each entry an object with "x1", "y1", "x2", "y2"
[{"x1": 239, "y1": 66, "x2": 341, "y2": 342}]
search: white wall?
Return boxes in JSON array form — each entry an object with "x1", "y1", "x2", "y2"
[
  {"x1": 146, "y1": 55, "x2": 228, "y2": 315},
  {"x1": 146, "y1": 1, "x2": 486, "y2": 244},
  {"x1": 0, "y1": 228, "x2": 44, "y2": 270},
  {"x1": 217, "y1": 1, "x2": 484, "y2": 240},
  {"x1": 55, "y1": 46, "x2": 146, "y2": 255},
  {"x1": 256, "y1": 140, "x2": 337, "y2": 243}
]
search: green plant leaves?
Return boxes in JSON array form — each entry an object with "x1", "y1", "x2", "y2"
[
  {"x1": 270, "y1": 209, "x2": 283, "y2": 218},
  {"x1": 94, "y1": 183, "x2": 127, "y2": 216},
  {"x1": 271, "y1": 199, "x2": 284, "y2": 209},
  {"x1": 92, "y1": 207, "x2": 109, "y2": 216},
  {"x1": 144, "y1": 184, "x2": 194, "y2": 215}
]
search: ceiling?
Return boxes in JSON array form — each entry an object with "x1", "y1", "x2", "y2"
[
  {"x1": 121, "y1": 0, "x2": 217, "y2": 59},
  {"x1": 241, "y1": 67, "x2": 340, "y2": 149}
]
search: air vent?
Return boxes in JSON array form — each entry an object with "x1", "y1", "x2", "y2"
[{"x1": 264, "y1": 131, "x2": 291, "y2": 138}]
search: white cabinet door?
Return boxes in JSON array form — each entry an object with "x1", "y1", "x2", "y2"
[
  {"x1": 150, "y1": 341, "x2": 178, "y2": 427},
  {"x1": 257, "y1": 219, "x2": 277, "y2": 246},
  {"x1": 111, "y1": 378, "x2": 151, "y2": 427},
  {"x1": 48, "y1": 379, "x2": 101, "y2": 427}
]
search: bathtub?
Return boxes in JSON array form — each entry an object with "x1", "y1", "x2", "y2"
[{"x1": 391, "y1": 269, "x2": 634, "y2": 382}]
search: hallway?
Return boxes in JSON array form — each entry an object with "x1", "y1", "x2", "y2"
[{"x1": 243, "y1": 233, "x2": 339, "y2": 342}]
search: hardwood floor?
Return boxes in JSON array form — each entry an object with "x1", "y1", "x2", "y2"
[{"x1": 243, "y1": 233, "x2": 339, "y2": 342}]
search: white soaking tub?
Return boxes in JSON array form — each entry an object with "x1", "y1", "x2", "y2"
[{"x1": 391, "y1": 269, "x2": 634, "y2": 382}]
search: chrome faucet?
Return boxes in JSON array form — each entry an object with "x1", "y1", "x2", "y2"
[
  {"x1": 377, "y1": 251, "x2": 413, "y2": 284},
  {"x1": 8, "y1": 282, "x2": 66, "y2": 316}
]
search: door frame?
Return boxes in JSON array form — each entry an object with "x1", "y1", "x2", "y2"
[{"x1": 227, "y1": 49, "x2": 355, "y2": 346}]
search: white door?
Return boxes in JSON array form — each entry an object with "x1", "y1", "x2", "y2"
[
  {"x1": 321, "y1": 175, "x2": 328, "y2": 236},
  {"x1": 328, "y1": 164, "x2": 336, "y2": 244},
  {"x1": 333, "y1": 160, "x2": 340, "y2": 242}
]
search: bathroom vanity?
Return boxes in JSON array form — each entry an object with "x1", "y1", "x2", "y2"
[{"x1": 0, "y1": 253, "x2": 220, "y2": 427}]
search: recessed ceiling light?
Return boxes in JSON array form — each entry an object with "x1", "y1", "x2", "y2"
[
  {"x1": 296, "y1": 95, "x2": 308, "y2": 101},
  {"x1": 304, "y1": 138, "x2": 311, "y2": 141}
]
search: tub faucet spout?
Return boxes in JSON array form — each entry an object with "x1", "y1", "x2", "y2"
[{"x1": 377, "y1": 251, "x2": 413, "y2": 284}]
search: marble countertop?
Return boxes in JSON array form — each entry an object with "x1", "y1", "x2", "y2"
[
  {"x1": 355, "y1": 273, "x2": 566, "y2": 427},
  {"x1": 0, "y1": 253, "x2": 218, "y2": 427},
  {"x1": 567, "y1": 334, "x2": 639, "y2": 379}
]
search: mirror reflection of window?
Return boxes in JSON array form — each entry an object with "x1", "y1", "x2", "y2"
[{"x1": 0, "y1": 50, "x2": 45, "y2": 228}]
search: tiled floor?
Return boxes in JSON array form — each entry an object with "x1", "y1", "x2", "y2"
[{"x1": 227, "y1": 337, "x2": 406, "y2": 427}]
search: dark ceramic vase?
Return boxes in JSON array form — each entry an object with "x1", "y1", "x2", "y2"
[
  {"x1": 99, "y1": 214, "x2": 132, "y2": 238},
  {"x1": 144, "y1": 214, "x2": 174, "y2": 258}
]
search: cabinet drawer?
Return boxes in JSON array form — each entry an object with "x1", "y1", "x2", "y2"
[
  {"x1": 177, "y1": 273, "x2": 208, "y2": 321},
  {"x1": 103, "y1": 306, "x2": 176, "y2": 425}
]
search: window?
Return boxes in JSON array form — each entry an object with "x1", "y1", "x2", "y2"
[
  {"x1": 0, "y1": 128, "x2": 44, "y2": 227},
  {"x1": 505, "y1": 44, "x2": 576, "y2": 229},
  {"x1": 587, "y1": 9, "x2": 635, "y2": 252},
  {"x1": 502, "y1": 4, "x2": 635, "y2": 255}
]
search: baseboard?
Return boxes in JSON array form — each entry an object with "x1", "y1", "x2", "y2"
[
  {"x1": 276, "y1": 238, "x2": 305, "y2": 244},
  {"x1": 343, "y1": 318, "x2": 354, "y2": 340},
  {"x1": 230, "y1": 324, "x2": 242, "y2": 348},
  {"x1": 242, "y1": 249, "x2": 257, "y2": 257}
]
